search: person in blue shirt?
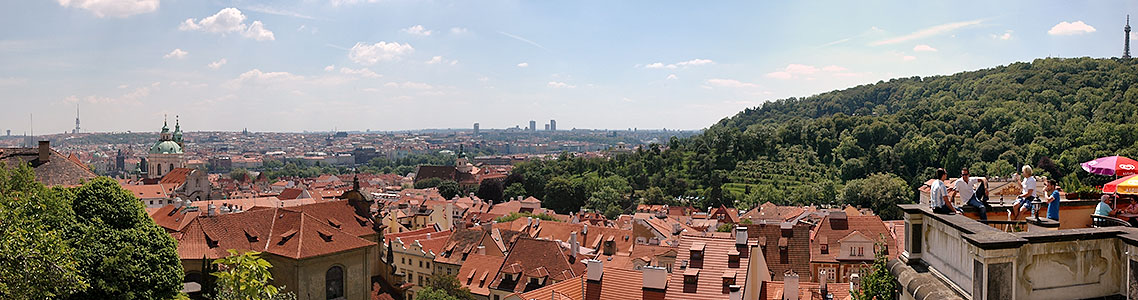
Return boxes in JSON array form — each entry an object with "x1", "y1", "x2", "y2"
[
  {"x1": 1095, "y1": 195, "x2": 1115, "y2": 216},
  {"x1": 1043, "y1": 179, "x2": 1060, "y2": 221}
]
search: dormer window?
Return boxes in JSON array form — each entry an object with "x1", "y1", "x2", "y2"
[
  {"x1": 683, "y1": 269, "x2": 700, "y2": 284},
  {"x1": 820, "y1": 244, "x2": 829, "y2": 254},
  {"x1": 689, "y1": 242, "x2": 706, "y2": 261}
]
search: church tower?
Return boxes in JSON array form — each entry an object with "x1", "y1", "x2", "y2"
[
  {"x1": 147, "y1": 115, "x2": 185, "y2": 178},
  {"x1": 1126, "y1": 15, "x2": 1132, "y2": 59}
]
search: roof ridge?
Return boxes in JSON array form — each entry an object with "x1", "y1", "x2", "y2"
[{"x1": 264, "y1": 207, "x2": 278, "y2": 253}]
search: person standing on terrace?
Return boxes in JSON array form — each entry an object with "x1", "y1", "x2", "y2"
[
  {"x1": 930, "y1": 168, "x2": 957, "y2": 214},
  {"x1": 1010, "y1": 165, "x2": 1037, "y2": 220},
  {"x1": 950, "y1": 167, "x2": 988, "y2": 221},
  {"x1": 1044, "y1": 179, "x2": 1060, "y2": 221}
]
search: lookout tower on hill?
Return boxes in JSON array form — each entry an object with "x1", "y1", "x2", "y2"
[{"x1": 1125, "y1": 15, "x2": 1132, "y2": 59}]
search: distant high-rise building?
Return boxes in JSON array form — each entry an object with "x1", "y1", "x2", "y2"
[
  {"x1": 72, "y1": 104, "x2": 80, "y2": 134},
  {"x1": 529, "y1": 120, "x2": 537, "y2": 132},
  {"x1": 550, "y1": 119, "x2": 557, "y2": 131},
  {"x1": 1125, "y1": 15, "x2": 1132, "y2": 59},
  {"x1": 5, "y1": 129, "x2": 9, "y2": 136},
  {"x1": 473, "y1": 123, "x2": 480, "y2": 135},
  {"x1": 544, "y1": 124, "x2": 550, "y2": 131}
]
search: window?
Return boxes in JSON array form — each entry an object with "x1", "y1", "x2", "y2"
[{"x1": 326, "y1": 266, "x2": 344, "y2": 300}]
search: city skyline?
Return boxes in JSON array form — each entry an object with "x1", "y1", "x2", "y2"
[{"x1": 0, "y1": 0, "x2": 1135, "y2": 133}]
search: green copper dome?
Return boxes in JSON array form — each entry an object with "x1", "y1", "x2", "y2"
[{"x1": 150, "y1": 140, "x2": 183, "y2": 154}]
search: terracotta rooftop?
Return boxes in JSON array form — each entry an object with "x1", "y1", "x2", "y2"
[
  {"x1": 174, "y1": 207, "x2": 375, "y2": 260},
  {"x1": 759, "y1": 281, "x2": 852, "y2": 300},
  {"x1": 121, "y1": 183, "x2": 170, "y2": 199},
  {"x1": 745, "y1": 223, "x2": 812, "y2": 281},
  {"x1": 457, "y1": 253, "x2": 505, "y2": 296},
  {"x1": 666, "y1": 233, "x2": 749, "y2": 299},
  {"x1": 159, "y1": 168, "x2": 194, "y2": 186},
  {"x1": 491, "y1": 238, "x2": 579, "y2": 294},
  {"x1": 809, "y1": 214, "x2": 897, "y2": 264},
  {"x1": 0, "y1": 146, "x2": 97, "y2": 186}
]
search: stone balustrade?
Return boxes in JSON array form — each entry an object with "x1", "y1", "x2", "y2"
[{"x1": 896, "y1": 204, "x2": 1138, "y2": 300}]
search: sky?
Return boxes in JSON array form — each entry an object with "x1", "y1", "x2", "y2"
[{"x1": 0, "y1": 0, "x2": 1134, "y2": 133}]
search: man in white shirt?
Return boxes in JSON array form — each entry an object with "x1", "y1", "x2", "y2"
[
  {"x1": 930, "y1": 168, "x2": 956, "y2": 214},
  {"x1": 950, "y1": 167, "x2": 988, "y2": 221}
]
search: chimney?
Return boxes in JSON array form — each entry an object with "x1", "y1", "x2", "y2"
[
  {"x1": 481, "y1": 221, "x2": 492, "y2": 232},
  {"x1": 517, "y1": 195, "x2": 523, "y2": 202},
  {"x1": 585, "y1": 259, "x2": 604, "y2": 300},
  {"x1": 583, "y1": 224, "x2": 589, "y2": 235},
  {"x1": 849, "y1": 273, "x2": 861, "y2": 294},
  {"x1": 735, "y1": 226, "x2": 747, "y2": 246},
  {"x1": 784, "y1": 271, "x2": 799, "y2": 300},
  {"x1": 37, "y1": 141, "x2": 50, "y2": 162},
  {"x1": 476, "y1": 245, "x2": 486, "y2": 255},
  {"x1": 569, "y1": 231, "x2": 579, "y2": 260},
  {"x1": 728, "y1": 285, "x2": 742, "y2": 300},
  {"x1": 207, "y1": 203, "x2": 217, "y2": 217},
  {"x1": 641, "y1": 266, "x2": 667, "y2": 290},
  {"x1": 585, "y1": 259, "x2": 604, "y2": 281}
]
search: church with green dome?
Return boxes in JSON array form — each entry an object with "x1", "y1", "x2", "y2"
[{"x1": 145, "y1": 116, "x2": 186, "y2": 178}]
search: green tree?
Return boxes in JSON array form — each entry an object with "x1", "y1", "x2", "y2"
[
  {"x1": 229, "y1": 168, "x2": 250, "y2": 181},
  {"x1": 503, "y1": 183, "x2": 527, "y2": 202},
  {"x1": 414, "y1": 177, "x2": 444, "y2": 189},
  {"x1": 66, "y1": 177, "x2": 184, "y2": 300},
  {"x1": 642, "y1": 186, "x2": 667, "y2": 204},
  {"x1": 840, "y1": 173, "x2": 912, "y2": 220},
  {"x1": 424, "y1": 273, "x2": 474, "y2": 300},
  {"x1": 475, "y1": 179, "x2": 504, "y2": 203},
  {"x1": 211, "y1": 250, "x2": 296, "y2": 300},
  {"x1": 0, "y1": 163, "x2": 87, "y2": 299},
  {"x1": 437, "y1": 180, "x2": 462, "y2": 199},
  {"x1": 544, "y1": 176, "x2": 581, "y2": 213},
  {"x1": 852, "y1": 242, "x2": 899, "y2": 300},
  {"x1": 587, "y1": 186, "x2": 624, "y2": 219},
  {"x1": 415, "y1": 287, "x2": 459, "y2": 300}
]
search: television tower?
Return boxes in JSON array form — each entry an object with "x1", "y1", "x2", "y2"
[
  {"x1": 72, "y1": 104, "x2": 80, "y2": 134},
  {"x1": 1126, "y1": 15, "x2": 1132, "y2": 59}
]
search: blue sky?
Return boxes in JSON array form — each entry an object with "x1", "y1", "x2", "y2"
[{"x1": 0, "y1": 0, "x2": 1133, "y2": 133}]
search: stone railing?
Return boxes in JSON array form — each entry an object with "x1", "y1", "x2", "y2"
[{"x1": 898, "y1": 204, "x2": 1138, "y2": 300}]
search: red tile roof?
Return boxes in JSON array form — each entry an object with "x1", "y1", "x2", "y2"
[
  {"x1": 666, "y1": 233, "x2": 748, "y2": 299},
  {"x1": 760, "y1": 281, "x2": 852, "y2": 300},
  {"x1": 491, "y1": 238, "x2": 578, "y2": 293},
  {"x1": 457, "y1": 253, "x2": 505, "y2": 296},
  {"x1": 745, "y1": 223, "x2": 812, "y2": 281},
  {"x1": 159, "y1": 168, "x2": 194, "y2": 186},
  {"x1": 174, "y1": 207, "x2": 375, "y2": 260},
  {"x1": 121, "y1": 183, "x2": 170, "y2": 199},
  {"x1": 809, "y1": 215, "x2": 897, "y2": 264}
]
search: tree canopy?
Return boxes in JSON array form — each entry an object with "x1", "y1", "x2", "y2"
[{"x1": 504, "y1": 58, "x2": 1138, "y2": 219}]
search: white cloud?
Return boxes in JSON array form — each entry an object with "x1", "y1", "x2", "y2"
[
  {"x1": 913, "y1": 44, "x2": 937, "y2": 52},
  {"x1": 451, "y1": 27, "x2": 468, "y2": 35},
  {"x1": 643, "y1": 58, "x2": 714, "y2": 69},
  {"x1": 163, "y1": 48, "x2": 188, "y2": 59},
  {"x1": 765, "y1": 72, "x2": 793, "y2": 79},
  {"x1": 324, "y1": 65, "x2": 335, "y2": 72},
  {"x1": 425, "y1": 56, "x2": 457, "y2": 65},
  {"x1": 57, "y1": 0, "x2": 158, "y2": 18},
  {"x1": 902, "y1": 55, "x2": 917, "y2": 61},
  {"x1": 992, "y1": 30, "x2": 1013, "y2": 40},
  {"x1": 64, "y1": 86, "x2": 152, "y2": 105},
  {"x1": 499, "y1": 31, "x2": 549, "y2": 51},
  {"x1": 547, "y1": 81, "x2": 576, "y2": 88},
  {"x1": 706, "y1": 78, "x2": 758, "y2": 88},
  {"x1": 226, "y1": 69, "x2": 303, "y2": 88},
  {"x1": 666, "y1": 74, "x2": 677, "y2": 80},
  {"x1": 330, "y1": 0, "x2": 378, "y2": 6},
  {"x1": 384, "y1": 81, "x2": 433, "y2": 89},
  {"x1": 208, "y1": 58, "x2": 227, "y2": 69},
  {"x1": 783, "y1": 64, "x2": 818, "y2": 75},
  {"x1": 179, "y1": 8, "x2": 275, "y2": 41},
  {"x1": 402, "y1": 25, "x2": 432, "y2": 36},
  {"x1": 347, "y1": 41, "x2": 414, "y2": 65},
  {"x1": 871, "y1": 19, "x2": 982, "y2": 45},
  {"x1": 1048, "y1": 21, "x2": 1096, "y2": 36},
  {"x1": 244, "y1": 5, "x2": 314, "y2": 20},
  {"x1": 517, "y1": 62, "x2": 529, "y2": 68},
  {"x1": 339, "y1": 67, "x2": 380, "y2": 78},
  {"x1": 821, "y1": 65, "x2": 847, "y2": 72},
  {"x1": 766, "y1": 64, "x2": 850, "y2": 79}
]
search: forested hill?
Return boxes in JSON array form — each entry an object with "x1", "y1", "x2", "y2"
[{"x1": 508, "y1": 57, "x2": 1138, "y2": 220}]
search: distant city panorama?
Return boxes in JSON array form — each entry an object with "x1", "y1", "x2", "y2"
[{"x1": 7, "y1": 2, "x2": 1138, "y2": 300}]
